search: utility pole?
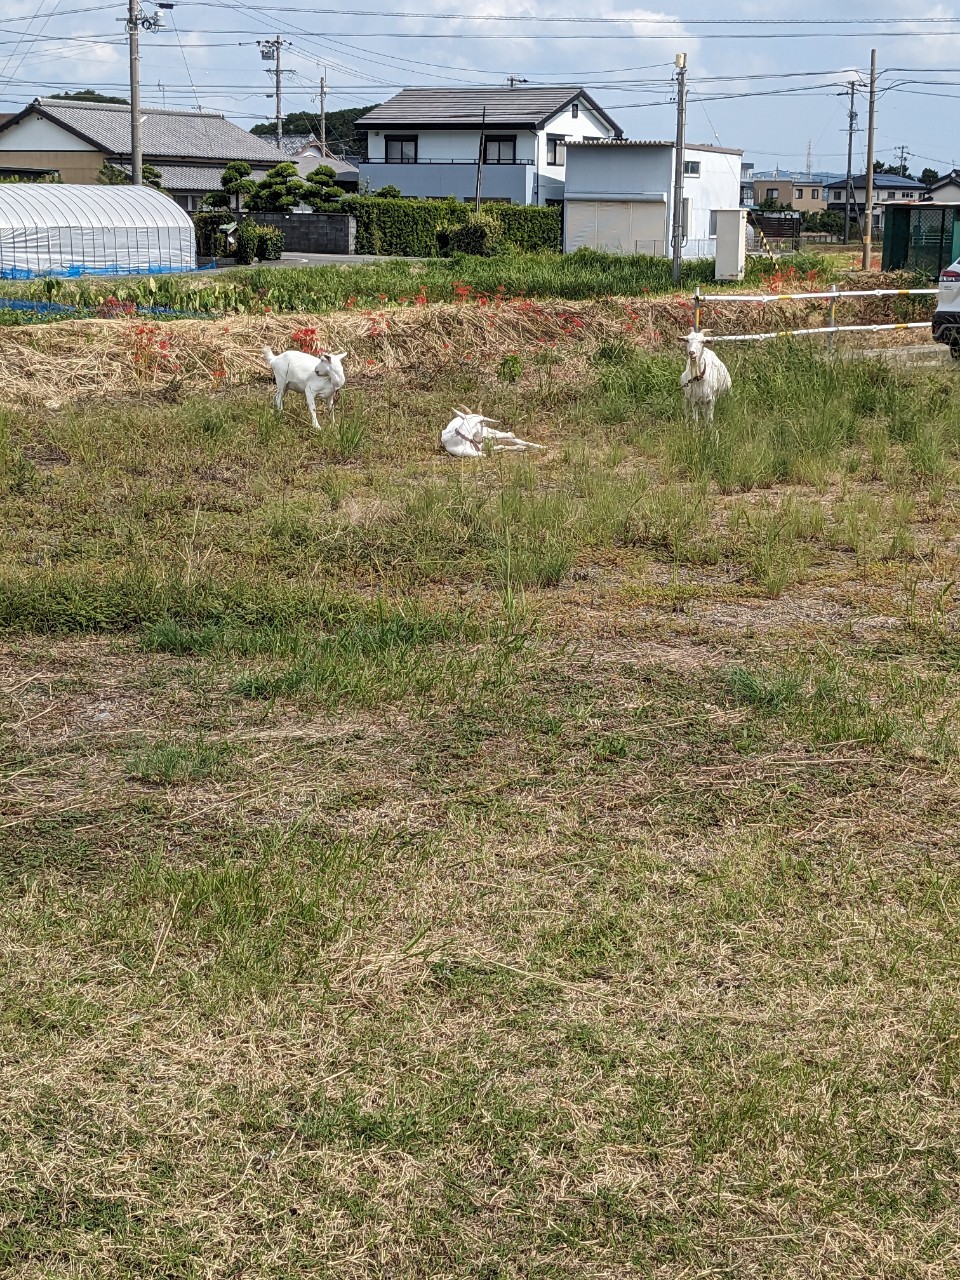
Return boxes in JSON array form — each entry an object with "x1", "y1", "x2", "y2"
[
  {"x1": 257, "y1": 37, "x2": 289, "y2": 145},
  {"x1": 671, "y1": 51, "x2": 687, "y2": 285},
  {"x1": 475, "y1": 105, "x2": 487, "y2": 211},
  {"x1": 862, "y1": 48, "x2": 877, "y2": 271},
  {"x1": 125, "y1": 1, "x2": 170, "y2": 185},
  {"x1": 842, "y1": 79, "x2": 857, "y2": 245},
  {"x1": 806, "y1": 139, "x2": 813, "y2": 178},
  {"x1": 895, "y1": 144, "x2": 910, "y2": 177},
  {"x1": 127, "y1": 0, "x2": 142, "y2": 184},
  {"x1": 320, "y1": 74, "x2": 326, "y2": 154}
]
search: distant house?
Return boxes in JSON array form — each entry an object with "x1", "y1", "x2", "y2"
[
  {"x1": 825, "y1": 172, "x2": 927, "y2": 234},
  {"x1": 926, "y1": 170, "x2": 960, "y2": 203},
  {"x1": 277, "y1": 134, "x2": 359, "y2": 191},
  {"x1": 355, "y1": 86, "x2": 622, "y2": 206},
  {"x1": 0, "y1": 98, "x2": 287, "y2": 210},
  {"x1": 752, "y1": 172, "x2": 844, "y2": 215},
  {"x1": 563, "y1": 138, "x2": 742, "y2": 258}
]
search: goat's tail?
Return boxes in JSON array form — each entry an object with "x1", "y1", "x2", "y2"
[{"x1": 262, "y1": 345, "x2": 276, "y2": 368}]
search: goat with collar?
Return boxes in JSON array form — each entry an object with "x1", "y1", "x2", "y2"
[{"x1": 679, "y1": 328, "x2": 731, "y2": 428}]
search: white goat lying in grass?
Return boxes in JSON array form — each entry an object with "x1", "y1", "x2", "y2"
[
  {"x1": 263, "y1": 345, "x2": 347, "y2": 429},
  {"x1": 679, "y1": 328, "x2": 731, "y2": 427},
  {"x1": 441, "y1": 407, "x2": 545, "y2": 459}
]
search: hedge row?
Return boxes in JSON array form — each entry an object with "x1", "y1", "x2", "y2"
[
  {"x1": 337, "y1": 197, "x2": 561, "y2": 257},
  {"x1": 192, "y1": 200, "x2": 562, "y2": 259}
]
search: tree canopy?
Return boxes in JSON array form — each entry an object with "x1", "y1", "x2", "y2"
[
  {"x1": 51, "y1": 89, "x2": 129, "y2": 104},
  {"x1": 250, "y1": 105, "x2": 375, "y2": 155}
]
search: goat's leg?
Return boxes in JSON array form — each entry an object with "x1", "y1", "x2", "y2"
[
  {"x1": 304, "y1": 386, "x2": 322, "y2": 431},
  {"x1": 273, "y1": 376, "x2": 285, "y2": 415}
]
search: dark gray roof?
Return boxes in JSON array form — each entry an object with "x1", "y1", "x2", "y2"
[
  {"x1": 2, "y1": 98, "x2": 286, "y2": 164},
  {"x1": 569, "y1": 137, "x2": 743, "y2": 156},
  {"x1": 129, "y1": 161, "x2": 277, "y2": 191},
  {"x1": 357, "y1": 87, "x2": 621, "y2": 134},
  {"x1": 278, "y1": 133, "x2": 317, "y2": 156}
]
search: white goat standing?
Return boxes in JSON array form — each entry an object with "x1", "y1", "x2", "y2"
[
  {"x1": 441, "y1": 408, "x2": 546, "y2": 459},
  {"x1": 679, "y1": 328, "x2": 731, "y2": 428},
  {"x1": 263, "y1": 346, "x2": 347, "y2": 429}
]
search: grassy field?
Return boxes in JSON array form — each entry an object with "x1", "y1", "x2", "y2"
[
  {"x1": 0, "y1": 249, "x2": 844, "y2": 323},
  {"x1": 2, "y1": 323, "x2": 960, "y2": 1278}
]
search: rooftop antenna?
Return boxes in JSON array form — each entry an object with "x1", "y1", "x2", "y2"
[
  {"x1": 507, "y1": 76, "x2": 528, "y2": 88},
  {"x1": 806, "y1": 138, "x2": 813, "y2": 178}
]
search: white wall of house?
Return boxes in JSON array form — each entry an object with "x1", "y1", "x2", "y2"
[
  {"x1": 0, "y1": 113, "x2": 98, "y2": 151},
  {"x1": 534, "y1": 101, "x2": 614, "y2": 204},
  {"x1": 563, "y1": 141, "x2": 741, "y2": 256},
  {"x1": 681, "y1": 145, "x2": 742, "y2": 247},
  {"x1": 930, "y1": 180, "x2": 960, "y2": 203}
]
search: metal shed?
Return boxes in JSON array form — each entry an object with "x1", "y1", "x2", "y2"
[{"x1": 0, "y1": 183, "x2": 196, "y2": 278}]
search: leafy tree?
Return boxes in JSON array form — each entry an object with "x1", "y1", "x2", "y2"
[
  {"x1": 203, "y1": 160, "x2": 257, "y2": 212},
  {"x1": 921, "y1": 167, "x2": 941, "y2": 187},
  {"x1": 803, "y1": 210, "x2": 844, "y2": 235},
  {"x1": 759, "y1": 195, "x2": 794, "y2": 212},
  {"x1": 375, "y1": 184, "x2": 403, "y2": 198},
  {"x1": 301, "y1": 164, "x2": 345, "y2": 209},
  {"x1": 97, "y1": 161, "x2": 163, "y2": 189},
  {"x1": 201, "y1": 190, "x2": 232, "y2": 209},
  {"x1": 51, "y1": 89, "x2": 129, "y2": 104},
  {"x1": 250, "y1": 105, "x2": 375, "y2": 155},
  {"x1": 873, "y1": 159, "x2": 916, "y2": 179},
  {"x1": 246, "y1": 162, "x2": 305, "y2": 212}
]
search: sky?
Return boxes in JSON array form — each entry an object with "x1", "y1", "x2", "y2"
[{"x1": 2, "y1": 1, "x2": 959, "y2": 177}]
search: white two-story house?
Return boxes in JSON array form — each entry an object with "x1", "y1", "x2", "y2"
[{"x1": 355, "y1": 86, "x2": 622, "y2": 206}]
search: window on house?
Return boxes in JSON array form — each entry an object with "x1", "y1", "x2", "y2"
[
  {"x1": 484, "y1": 136, "x2": 516, "y2": 164},
  {"x1": 546, "y1": 136, "x2": 565, "y2": 166},
  {"x1": 684, "y1": 160, "x2": 701, "y2": 177},
  {"x1": 571, "y1": 102, "x2": 579, "y2": 118},
  {"x1": 795, "y1": 188, "x2": 804, "y2": 200},
  {"x1": 385, "y1": 135, "x2": 417, "y2": 163},
  {"x1": 832, "y1": 190, "x2": 843, "y2": 201},
  {"x1": 811, "y1": 187, "x2": 820, "y2": 199},
  {"x1": 768, "y1": 187, "x2": 780, "y2": 201},
  {"x1": 708, "y1": 210, "x2": 718, "y2": 237}
]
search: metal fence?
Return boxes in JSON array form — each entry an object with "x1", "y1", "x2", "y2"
[{"x1": 692, "y1": 284, "x2": 938, "y2": 344}]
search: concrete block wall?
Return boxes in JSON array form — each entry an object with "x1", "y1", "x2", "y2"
[{"x1": 251, "y1": 212, "x2": 356, "y2": 255}]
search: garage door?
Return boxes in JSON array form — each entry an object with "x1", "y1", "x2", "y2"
[{"x1": 564, "y1": 199, "x2": 667, "y2": 254}]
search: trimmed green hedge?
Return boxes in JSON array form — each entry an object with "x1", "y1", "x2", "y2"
[{"x1": 338, "y1": 197, "x2": 561, "y2": 257}]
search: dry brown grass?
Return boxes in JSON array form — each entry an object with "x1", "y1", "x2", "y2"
[{"x1": 2, "y1": 315, "x2": 960, "y2": 1278}]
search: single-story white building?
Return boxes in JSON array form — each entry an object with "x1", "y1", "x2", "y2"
[{"x1": 563, "y1": 138, "x2": 743, "y2": 258}]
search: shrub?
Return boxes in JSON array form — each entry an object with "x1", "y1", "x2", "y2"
[
  {"x1": 496, "y1": 205, "x2": 561, "y2": 252},
  {"x1": 447, "y1": 211, "x2": 503, "y2": 257},
  {"x1": 375, "y1": 184, "x2": 403, "y2": 198},
  {"x1": 337, "y1": 196, "x2": 561, "y2": 257},
  {"x1": 193, "y1": 210, "x2": 236, "y2": 257},
  {"x1": 235, "y1": 221, "x2": 261, "y2": 265},
  {"x1": 256, "y1": 226, "x2": 285, "y2": 260},
  {"x1": 247, "y1": 162, "x2": 305, "y2": 213},
  {"x1": 302, "y1": 164, "x2": 346, "y2": 210}
]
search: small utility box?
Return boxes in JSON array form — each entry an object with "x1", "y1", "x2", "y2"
[{"x1": 714, "y1": 208, "x2": 747, "y2": 282}]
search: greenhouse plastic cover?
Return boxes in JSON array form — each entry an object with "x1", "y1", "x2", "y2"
[{"x1": 0, "y1": 183, "x2": 198, "y2": 278}]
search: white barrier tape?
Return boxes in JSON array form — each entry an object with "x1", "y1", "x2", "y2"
[{"x1": 709, "y1": 321, "x2": 932, "y2": 343}]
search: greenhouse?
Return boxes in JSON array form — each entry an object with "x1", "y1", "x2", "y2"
[{"x1": 0, "y1": 183, "x2": 197, "y2": 278}]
